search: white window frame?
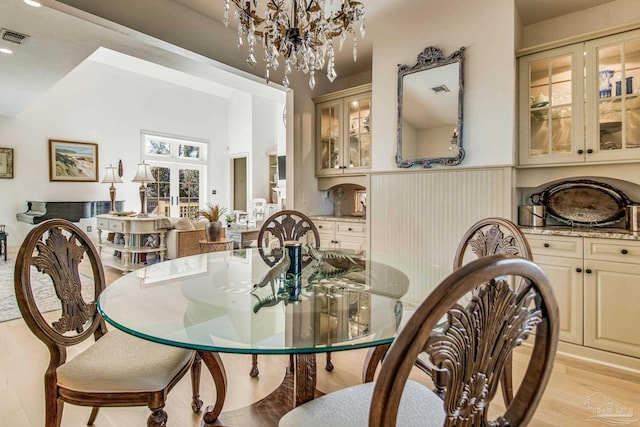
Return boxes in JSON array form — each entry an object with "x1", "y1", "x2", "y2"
[{"x1": 140, "y1": 131, "x2": 209, "y2": 217}]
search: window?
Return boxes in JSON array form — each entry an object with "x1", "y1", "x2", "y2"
[{"x1": 141, "y1": 132, "x2": 207, "y2": 218}]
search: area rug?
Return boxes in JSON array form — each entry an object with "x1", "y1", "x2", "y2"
[{"x1": 0, "y1": 257, "x2": 95, "y2": 323}]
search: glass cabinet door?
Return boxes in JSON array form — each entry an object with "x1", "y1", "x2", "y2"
[
  {"x1": 586, "y1": 30, "x2": 640, "y2": 161},
  {"x1": 519, "y1": 44, "x2": 584, "y2": 165},
  {"x1": 345, "y1": 94, "x2": 371, "y2": 171},
  {"x1": 316, "y1": 100, "x2": 343, "y2": 174},
  {"x1": 315, "y1": 89, "x2": 372, "y2": 176}
]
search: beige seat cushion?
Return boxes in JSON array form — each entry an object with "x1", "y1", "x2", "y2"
[
  {"x1": 279, "y1": 380, "x2": 445, "y2": 427},
  {"x1": 193, "y1": 219, "x2": 209, "y2": 230},
  {"x1": 57, "y1": 329, "x2": 194, "y2": 393},
  {"x1": 170, "y1": 217, "x2": 195, "y2": 231}
]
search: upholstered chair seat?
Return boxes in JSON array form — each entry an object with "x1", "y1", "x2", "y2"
[
  {"x1": 57, "y1": 329, "x2": 194, "y2": 393},
  {"x1": 279, "y1": 380, "x2": 445, "y2": 427}
]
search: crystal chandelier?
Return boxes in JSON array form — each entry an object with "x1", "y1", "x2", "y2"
[{"x1": 224, "y1": 0, "x2": 365, "y2": 89}]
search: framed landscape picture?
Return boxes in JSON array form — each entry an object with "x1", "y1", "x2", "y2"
[
  {"x1": 0, "y1": 148, "x2": 14, "y2": 179},
  {"x1": 49, "y1": 140, "x2": 98, "y2": 182}
]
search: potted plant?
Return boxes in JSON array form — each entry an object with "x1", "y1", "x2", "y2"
[{"x1": 199, "y1": 203, "x2": 227, "y2": 241}]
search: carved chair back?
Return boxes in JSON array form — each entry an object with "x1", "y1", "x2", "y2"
[
  {"x1": 449, "y1": 217, "x2": 533, "y2": 406},
  {"x1": 14, "y1": 219, "x2": 107, "y2": 355},
  {"x1": 370, "y1": 255, "x2": 559, "y2": 427},
  {"x1": 257, "y1": 210, "x2": 320, "y2": 267},
  {"x1": 454, "y1": 217, "x2": 533, "y2": 269}
]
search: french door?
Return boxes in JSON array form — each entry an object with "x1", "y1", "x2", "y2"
[{"x1": 146, "y1": 162, "x2": 204, "y2": 218}]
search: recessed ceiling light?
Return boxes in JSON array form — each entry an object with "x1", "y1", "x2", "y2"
[
  {"x1": 0, "y1": 48, "x2": 13, "y2": 54},
  {"x1": 23, "y1": 0, "x2": 42, "y2": 7}
]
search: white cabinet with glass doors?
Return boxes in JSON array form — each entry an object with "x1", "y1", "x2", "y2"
[
  {"x1": 314, "y1": 84, "x2": 371, "y2": 176},
  {"x1": 519, "y1": 29, "x2": 640, "y2": 166}
]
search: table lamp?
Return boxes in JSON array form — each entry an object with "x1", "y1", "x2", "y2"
[
  {"x1": 101, "y1": 164, "x2": 123, "y2": 214},
  {"x1": 131, "y1": 161, "x2": 155, "y2": 217}
]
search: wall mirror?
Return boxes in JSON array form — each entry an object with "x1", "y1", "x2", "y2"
[{"x1": 396, "y1": 46, "x2": 465, "y2": 168}]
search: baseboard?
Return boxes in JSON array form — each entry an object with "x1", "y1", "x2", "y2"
[{"x1": 520, "y1": 341, "x2": 640, "y2": 381}]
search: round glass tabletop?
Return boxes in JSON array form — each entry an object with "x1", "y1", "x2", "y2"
[{"x1": 98, "y1": 248, "x2": 409, "y2": 355}]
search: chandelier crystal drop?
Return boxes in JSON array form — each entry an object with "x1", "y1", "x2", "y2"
[{"x1": 223, "y1": 0, "x2": 366, "y2": 89}]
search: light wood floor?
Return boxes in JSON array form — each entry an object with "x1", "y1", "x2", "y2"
[{"x1": 1, "y1": 258, "x2": 639, "y2": 426}]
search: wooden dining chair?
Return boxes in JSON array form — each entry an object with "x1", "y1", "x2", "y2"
[
  {"x1": 257, "y1": 209, "x2": 321, "y2": 267},
  {"x1": 415, "y1": 217, "x2": 533, "y2": 406},
  {"x1": 280, "y1": 254, "x2": 559, "y2": 427},
  {"x1": 252, "y1": 209, "x2": 326, "y2": 377},
  {"x1": 14, "y1": 219, "x2": 203, "y2": 427},
  {"x1": 452, "y1": 217, "x2": 533, "y2": 270}
]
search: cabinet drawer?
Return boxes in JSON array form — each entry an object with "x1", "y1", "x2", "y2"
[
  {"x1": 527, "y1": 235, "x2": 582, "y2": 258},
  {"x1": 336, "y1": 222, "x2": 365, "y2": 236},
  {"x1": 314, "y1": 221, "x2": 335, "y2": 233},
  {"x1": 585, "y1": 238, "x2": 640, "y2": 263},
  {"x1": 97, "y1": 218, "x2": 109, "y2": 229},
  {"x1": 107, "y1": 220, "x2": 124, "y2": 233}
]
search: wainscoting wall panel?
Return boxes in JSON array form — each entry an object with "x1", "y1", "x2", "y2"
[{"x1": 369, "y1": 167, "x2": 513, "y2": 307}]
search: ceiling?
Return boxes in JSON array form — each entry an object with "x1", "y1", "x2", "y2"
[
  {"x1": 0, "y1": 0, "x2": 623, "y2": 117},
  {"x1": 0, "y1": 0, "x2": 283, "y2": 117}
]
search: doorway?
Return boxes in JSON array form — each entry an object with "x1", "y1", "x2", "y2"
[
  {"x1": 232, "y1": 156, "x2": 247, "y2": 212},
  {"x1": 146, "y1": 163, "x2": 204, "y2": 218}
]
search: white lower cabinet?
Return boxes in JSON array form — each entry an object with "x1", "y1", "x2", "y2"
[
  {"x1": 314, "y1": 219, "x2": 366, "y2": 252},
  {"x1": 527, "y1": 235, "x2": 584, "y2": 345},
  {"x1": 528, "y1": 234, "x2": 640, "y2": 358},
  {"x1": 533, "y1": 254, "x2": 584, "y2": 345}
]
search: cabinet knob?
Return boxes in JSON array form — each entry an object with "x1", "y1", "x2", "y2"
[
  {"x1": 318, "y1": 225, "x2": 323, "y2": 229},
  {"x1": 348, "y1": 227, "x2": 353, "y2": 231},
  {"x1": 587, "y1": 149, "x2": 594, "y2": 154},
  {"x1": 576, "y1": 268, "x2": 582, "y2": 273},
  {"x1": 544, "y1": 243, "x2": 550, "y2": 248},
  {"x1": 577, "y1": 149, "x2": 584, "y2": 155},
  {"x1": 621, "y1": 249, "x2": 629, "y2": 255},
  {"x1": 585, "y1": 269, "x2": 592, "y2": 274}
]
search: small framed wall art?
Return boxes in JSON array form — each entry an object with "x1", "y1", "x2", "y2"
[
  {"x1": 0, "y1": 148, "x2": 14, "y2": 179},
  {"x1": 49, "y1": 140, "x2": 99, "y2": 182}
]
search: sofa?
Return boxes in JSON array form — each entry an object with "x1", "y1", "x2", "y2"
[
  {"x1": 164, "y1": 217, "x2": 230, "y2": 259},
  {"x1": 163, "y1": 218, "x2": 201, "y2": 259}
]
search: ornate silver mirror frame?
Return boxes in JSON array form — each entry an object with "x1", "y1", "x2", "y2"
[{"x1": 396, "y1": 46, "x2": 465, "y2": 168}]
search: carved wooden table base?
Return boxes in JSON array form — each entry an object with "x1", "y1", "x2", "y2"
[{"x1": 199, "y1": 352, "x2": 320, "y2": 426}]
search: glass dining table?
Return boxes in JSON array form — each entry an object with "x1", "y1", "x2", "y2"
[{"x1": 97, "y1": 247, "x2": 409, "y2": 426}]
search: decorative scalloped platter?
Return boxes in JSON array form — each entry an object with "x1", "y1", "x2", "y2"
[{"x1": 530, "y1": 180, "x2": 632, "y2": 226}]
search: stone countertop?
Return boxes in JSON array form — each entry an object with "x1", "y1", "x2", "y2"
[
  {"x1": 520, "y1": 226, "x2": 640, "y2": 240},
  {"x1": 310, "y1": 215, "x2": 366, "y2": 223}
]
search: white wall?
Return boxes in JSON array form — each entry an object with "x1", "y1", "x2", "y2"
[
  {"x1": 520, "y1": 0, "x2": 640, "y2": 50},
  {"x1": 366, "y1": 0, "x2": 517, "y2": 296},
  {"x1": 0, "y1": 59, "x2": 228, "y2": 244},
  {"x1": 252, "y1": 95, "x2": 277, "y2": 200},
  {"x1": 371, "y1": 0, "x2": 516, "y2": 171}
]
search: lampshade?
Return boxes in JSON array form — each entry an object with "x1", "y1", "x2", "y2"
[
  {"x1": 101, "y1": 164, "x2": 122, "y2": 214},
  {"x1": 101, "y1": 164, "x2": 123, "y2": 184},
  {"x1": 132, "y1": 161, "x2": 155, "y2": 183},
  {"x1": 132, "y1": 161, "x2": 154, "y2": 217}
]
